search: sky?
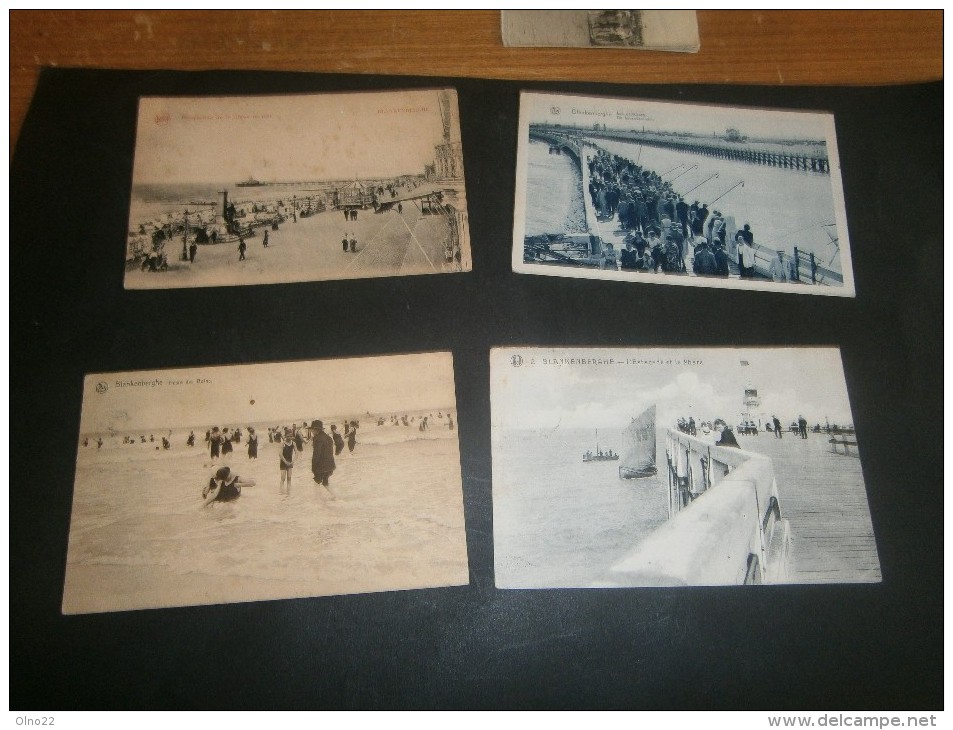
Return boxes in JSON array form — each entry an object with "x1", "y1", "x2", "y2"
[
  {"x1": 523, "y1": 90, "x2": 836, "y2": 143},
  {"x1": 80, "y1": 353, "x2": 457, "y2": 433},
  {"x1": 491, "y1": 347, "x2": 856, "y2": 431},
  {"x1": 132, "y1": 89, "x2": 457, "y2": 184}
]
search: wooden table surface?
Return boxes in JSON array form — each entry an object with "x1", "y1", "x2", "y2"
[{"x1": 11, "y1": 10, "x2": 942, "y2": 154}]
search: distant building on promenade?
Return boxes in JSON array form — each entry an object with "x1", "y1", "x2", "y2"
[{"x1": 433, "y1": 90, "x2": 464, "y2": 181}]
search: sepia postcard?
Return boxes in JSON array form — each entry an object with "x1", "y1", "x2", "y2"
[
  {"x1": 512, "y1": 92, "x2": 855, "y2": 297},
  {"x1": 63, "y1": 353, "x2": 468, "y2": 613},
  {"x1": 491, "y1": 347, "x2": 879, "y2": 587},
  {"x1": 502, "y1": 10, "x2": 699, "y2": 53},
  {"x1": 124, "y1": 89, "x2": 470, "y2": 290}
]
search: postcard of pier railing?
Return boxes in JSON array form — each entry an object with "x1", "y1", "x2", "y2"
[
  {"x1": 491, "y1": 347, "x2": 879, "y2": 587},
  {"x1": 512, "y1": 91, "x2": 855, "y2": 297},
  {"x1": 124, "y1": 89, "x2": 470, "y2": 289},
  {"x1": 62, "y1": 353, "x2": 468, "y2": 613}
]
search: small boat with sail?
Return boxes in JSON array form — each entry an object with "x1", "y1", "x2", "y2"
[
  {"x1": 618, "y1": 405, "x2": 658, "y2": 479},
  {"x1": 582, "y1": 430, "x2": 618, "y2": 462}
]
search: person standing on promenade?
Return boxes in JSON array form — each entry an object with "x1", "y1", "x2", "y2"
[
  {"x1": 620, "y1": 240, "x2": 638, "y2": 271},
  {"x1": 349, "y1": 235, "x2": 357, "y2": 253},
  {"x1": 739, "y1": 223, "x2": 754, "y2": 245},
  {"x1": 309, "y1": 420, "x2": 335, "y2": 488},
  {"x1": 692, "y1": 241, "x2": 718, "y2": 276},
  {"x1": 262, "y1": 231, "x2": 269, "y2": 248},
  {"x1": 798, "y1": 415, "x2": 808, "y2": 439},
  {"x1": 772, "y1": 416, "x2": 783, "y2": 439},
  {"x1": 189, "y1": 241, "x2": 197, "y2": 263},
  {"x1": 342, "y1": 233, "x2": 349, "y2": 253},
  {"x1": 739, "y1": 238, "x2": 756, "y2": 278},
  {"x1": 713, "y1": 242, "x2": 730, "y2": 277},
  {"x1": 769, "y1": 250, "x2": 789, "y2": 283},
  {"x1": 714, "y1": 419, "x2": 740, "y2": 448},
  {"x1": 238, "y1": 236, "x2": 247, "y2": 262}
]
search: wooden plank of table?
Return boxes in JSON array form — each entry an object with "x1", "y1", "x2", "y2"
[{"x1": 10, "y1": 10, "x2": 942, "y2": 155}]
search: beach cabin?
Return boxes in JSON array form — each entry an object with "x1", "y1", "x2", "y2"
[{"x1": 333, "y1": 180, "x2": 374, "y2": 210}]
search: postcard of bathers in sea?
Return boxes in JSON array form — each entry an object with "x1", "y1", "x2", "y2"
[{"x1": 63, "y1": 352, "x2": 469, "y2": 613}]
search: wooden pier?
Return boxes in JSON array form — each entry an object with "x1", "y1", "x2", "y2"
[{"x1": 735, "y1": 431, "x2": 881, "y2": 583}]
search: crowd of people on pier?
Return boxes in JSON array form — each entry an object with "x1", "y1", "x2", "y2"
[
  {"x1": 585, "y1": 147, "x2": 768, "y2": 279},
  {"x1": 675, "y1": 413, "x2": 820, "y2": 445}
]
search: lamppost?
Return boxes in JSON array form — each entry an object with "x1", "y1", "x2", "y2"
[{"x1": 181, "y1": 209, "x2": 190, "y2": 261}]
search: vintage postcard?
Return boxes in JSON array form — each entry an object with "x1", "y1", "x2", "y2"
[
  {"x1": 513, "y1": 92, "x2": 855, "y2": 296},
  {"x1": 125, "y1": 89, "x2": 470, "y2": 289},
  {"x1": 491, "y1": 347, "x2": 879, "y2": 587},
  {"x1": 63, "y1": 353, "x2": 468, "y2": 613},
  {"x1": 502, "y1": 10, "x2": 699, "y2": 53}
]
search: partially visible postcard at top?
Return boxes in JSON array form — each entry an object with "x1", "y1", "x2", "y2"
[
  {"x1": 513, "y1": 91, "x2": 855, "y2": 296},
  {"x1": 125, "y1": 89, "x2": 470, "y2": 289},
  {"x1": 63, "y1": 353, "x2": 468, "y2": 613}
]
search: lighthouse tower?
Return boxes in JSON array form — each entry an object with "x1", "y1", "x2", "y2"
[{"x1": 742, "y1": 386, "x2": 761, "y2": 426}]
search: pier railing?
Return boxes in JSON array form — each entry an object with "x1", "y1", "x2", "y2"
[{"x1": 595, "y1": 430, "x2": 790, "y2": 586}]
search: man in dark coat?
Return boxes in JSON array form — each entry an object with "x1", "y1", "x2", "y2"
[
  {"x1": 309, "y1": 419, "x2": 336, "y2": 487},
  {"x1": 692, "y1": 241, "x2": 718, "y2": 276},
  {"x1": 712, "y1": 243, "x2": 730, "y2": 277}
]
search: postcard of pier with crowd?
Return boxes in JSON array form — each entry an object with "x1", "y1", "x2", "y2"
[
  {"x1": 62, "y1": 353, "x2": 468, "y2": 614},
  {"x1": 124, "y1": 89, "x2": 470, "y2": 290},
  {"x1": 490, "y1": 346, "x2": 880, "y2": 587},
  {"x1": 512, "y1": 91, "x2": 855, "y2": 296}
]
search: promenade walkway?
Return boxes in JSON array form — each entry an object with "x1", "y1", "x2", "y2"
[
  {"x1": 572, "y1": 141, "x2": 740, "y2": 277},
  {"x1": 734, "y1": 430, "x2": 881, "y2": 583}
]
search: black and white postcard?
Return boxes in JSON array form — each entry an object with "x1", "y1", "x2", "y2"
[
  {"x1": 513, "y1": 92, "x2": 855, "y2": 296},
  {"x1": 491, "y1": 347, "x2": 879, "y2": 587},
  {"x1": 63, "y1": 353, "x2": 468, "y2": 613},
  {"x1": 124, "y1": 89, "x2": 470, "y2": 289}
]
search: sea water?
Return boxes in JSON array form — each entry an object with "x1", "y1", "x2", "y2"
[
  {"x1": 493, "y1": 426, "x2": 668, "y2": 588},
  {"x1": 523, "y1": 140, "x2": 587, "y2": 237}
]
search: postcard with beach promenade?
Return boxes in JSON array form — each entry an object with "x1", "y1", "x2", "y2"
[
  {"x1": 513, "y1": 92, "x2": 855, "y2": 296},
  {"x1": 491, "y1": 347, "x2": 880, "y2": 587},
  {"x1": 124, "y1": 89, "x2": 470, "y2": 289},
  {"x1": 62, "y1": 353, "x2": 468, "y2": 614}
]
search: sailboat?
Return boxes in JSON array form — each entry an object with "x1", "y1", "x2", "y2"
[
  {"x1": 582, "y1": 429, "x2": 619, "y2": 462},
  {"x1": 618, "y1": 405, "x2": 658, "y2": 479}
]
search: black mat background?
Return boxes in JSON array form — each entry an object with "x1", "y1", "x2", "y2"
[{"x1": 10, "y1": 69, "x2": 943, "y2": 710}]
